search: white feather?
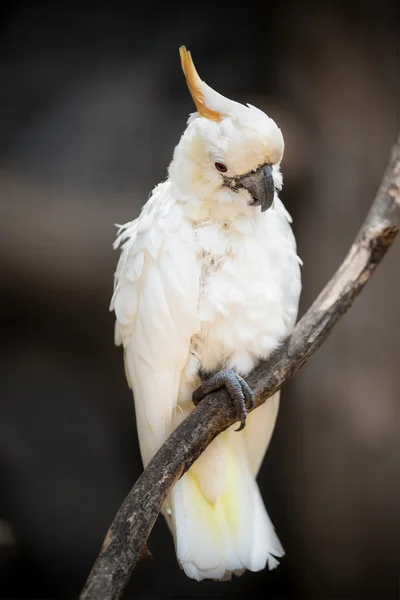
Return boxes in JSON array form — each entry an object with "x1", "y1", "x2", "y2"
[
  {"x1": 170, "y1": 425, "x2": 284, "y2": 581},
  {"x1": 113, "y1": 182, "x2": 200, "y2": 466}
]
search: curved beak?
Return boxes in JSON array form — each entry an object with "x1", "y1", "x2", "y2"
[{"x1": 224, "y1": 164, "x2": 275, "y2": 212}]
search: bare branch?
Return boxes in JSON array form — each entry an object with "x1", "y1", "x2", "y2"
[{"x1": 81, "y1": 138, "x2": 400, "y2": 600}]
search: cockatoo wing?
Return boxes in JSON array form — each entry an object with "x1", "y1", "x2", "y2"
[{"x1": 110, "y1": 183, "x2": 200, "y2": 467}]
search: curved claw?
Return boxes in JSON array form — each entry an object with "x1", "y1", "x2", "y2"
[
  {"x1": 192, "y1": 369, "x2": 255, "y2": 431},
  {"x1": 234, "y1": 416, "x2": 247, "y2": 432}
]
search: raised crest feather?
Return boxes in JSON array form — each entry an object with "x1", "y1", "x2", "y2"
[{"x1": 179, "y1": 46, "x2": 223, "y2": 122}]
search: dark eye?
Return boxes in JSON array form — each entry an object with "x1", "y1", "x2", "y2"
[{"x1": 215, "y1": 162, "x2": 228, "y2": 173}]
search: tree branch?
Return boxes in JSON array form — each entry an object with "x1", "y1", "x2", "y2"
[{"x1": 81, "y1": 138, "x2": 400, "y2": 600}]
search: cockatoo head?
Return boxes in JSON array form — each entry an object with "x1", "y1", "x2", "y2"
[{"x1": 168, "y1": 47, "x2": 284, "y2": 212}]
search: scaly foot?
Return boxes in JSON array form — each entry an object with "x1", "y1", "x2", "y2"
[{"x1": 192, "y1": 369, "x2": 254, "y2": 431}]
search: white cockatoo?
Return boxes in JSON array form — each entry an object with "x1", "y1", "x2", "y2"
[{"x1": 110, "y1": 47, "x2": 302, "y2": 582}]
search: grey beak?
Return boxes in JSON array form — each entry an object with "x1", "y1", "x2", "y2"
[{"x1": 224, "y1": 164, "x2": 275, "y2": 212}]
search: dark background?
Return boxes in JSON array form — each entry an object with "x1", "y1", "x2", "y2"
[{"x1": 0, "y1": 1, "x2": 399, "y2": 598}]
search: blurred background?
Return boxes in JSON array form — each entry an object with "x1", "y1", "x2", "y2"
[{"x1": 0, "y1": 1, "x2": 399, "y2": 598}]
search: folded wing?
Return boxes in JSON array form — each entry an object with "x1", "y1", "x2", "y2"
[{"x1": 111, "y1": 186, "x2": 200, "y2": 466}]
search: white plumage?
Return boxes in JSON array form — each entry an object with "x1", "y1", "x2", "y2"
[{"x1": 110, "y1": 47, "x2": 301, "y2": 581}]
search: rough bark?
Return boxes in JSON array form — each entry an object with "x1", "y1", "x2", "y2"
[{"x1": 81, "y1": 138, "x2": 400, "y2": 600}]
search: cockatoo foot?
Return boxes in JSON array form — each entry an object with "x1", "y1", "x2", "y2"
[{"x1": 192, "y1": 369, "x2": 254, "y2": 431}]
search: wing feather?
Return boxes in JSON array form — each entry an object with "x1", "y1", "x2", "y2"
[{"x1": 111, "y1": 183, "x2": 200, "y2": 467}]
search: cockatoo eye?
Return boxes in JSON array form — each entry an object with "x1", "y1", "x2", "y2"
[{"x1": 215, "y1": 162, "x2": 228, "y2": 173}]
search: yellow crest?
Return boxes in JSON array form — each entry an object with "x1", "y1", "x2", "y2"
[{"x1": 179, "y1": 46, "x2": 223, "y2": 122}]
